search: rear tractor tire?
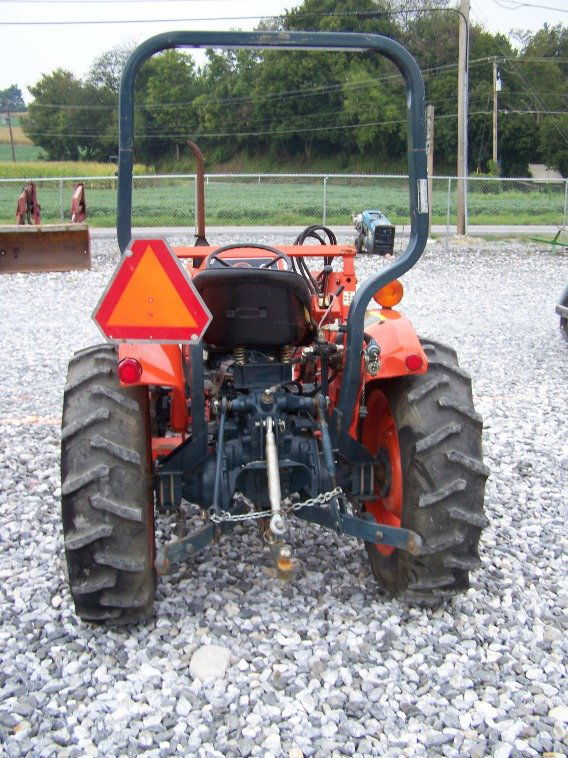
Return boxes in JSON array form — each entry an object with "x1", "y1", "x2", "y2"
[
  {"x1": 61, "y1": 344, "x2": 156, "y2": 623},
  {"x1": 361, "y1": 339, "x2": 489, "y2": 605}
]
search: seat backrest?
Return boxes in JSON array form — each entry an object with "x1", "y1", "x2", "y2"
[{"x1": 193, "y1": 268, "x2": 316, "y2": 348}]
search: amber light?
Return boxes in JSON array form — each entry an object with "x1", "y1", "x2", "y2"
[
  {"x1": 373, "y1": 280, "x2": 404, "y2": 308},
  {"x1": 406, "y1": 354, "x2": 423, "y2": 371},
  {"x1": 118, "y1": 357, "x2": 143, "y2": 384}
]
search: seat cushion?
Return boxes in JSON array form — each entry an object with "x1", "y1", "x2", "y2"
[{"x1": 193, "y1": 268, "x2": 316, "y2": 348}]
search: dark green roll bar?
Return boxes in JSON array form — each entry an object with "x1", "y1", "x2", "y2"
[{"x1": 117, "y1": 30, "x2": 429, "y2": 433}]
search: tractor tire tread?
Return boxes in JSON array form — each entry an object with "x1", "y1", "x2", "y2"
[
  {"x1": 91, "y1": 384, "x2": 140, "y2": 413},
  {"x1": 407, "y1": 376, "x2": 449, "y2": 403},
  {"x1": 61, "y1": 464, "x2": 110, "y2": 496},
  {"x1": 438, "y1": 397, "x2": 483, "y2": 424},
  {"x1": 418, "y1": 478, "x2": 467, "y2": 508},
  {"x1": 69, "y1": 343, "x2": 115, "y2": 364},
  {"x1": 61, "y1": 408, "x2": 111, "y2": 441},
  {"x1": 93, "y1": 550, "x2": 146, "y2": 572},
  {"x1": 71, "y1": 567, "x2": 118, "y2": 595},
  {"x1": 89, "y1": 435, "x2": 141, "y2": 465},
  {"x1": 90, "y1": 494, "x2": 143, "y2": 523},
  {"x1": 446, "y1": 450, "x2": 491, "y2": 476},
  {"x1": 365, "y1": 339, "x2": 488, "y2": 604},
  {"x1": 415, "y1": 422, "x2": 462, "y2": 452},
  {"x1": 61, "y1": 345, "x2": 156, "y2": 625},
  {"x1": 65, "y1": 366, "x2": 114, "y2": 393}
]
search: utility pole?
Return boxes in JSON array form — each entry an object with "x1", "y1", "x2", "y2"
[
  {"x1": 426, "y1": 104, "x2": 435, "y2": 229},
  {"x1": 456, "y1": 0, "x2": 469, "y2": 235},
  {"x1": 2, "y1": 101, "x2": 16, "y2": 162},
  {"x1": 492, "y1": 58, "x2": 501, "y2": 166}
]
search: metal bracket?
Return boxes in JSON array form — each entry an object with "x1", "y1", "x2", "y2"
[
  {"x1": 293, "y1": 506, "x2": 422, "y2": 555},
  {"x1": 155, "y1": 521, "x2": 215, "y2": 575},
  {"x1": 156, "y1": 471, "x2": 183, "y2": 510},
  {"x1": 154, "y1": 498, "x2": 250, "y2": 574}
]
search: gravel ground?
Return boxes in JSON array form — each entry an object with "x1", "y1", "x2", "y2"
[{"x1": 0, "y1": 233, "x2": 567, "y2": 758}]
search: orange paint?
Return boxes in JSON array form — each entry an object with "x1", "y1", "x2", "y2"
[
  {"x1": 107, "y1": 244, "x2": 198, "y2": 330},
  {"x1": 152, "y1": 436, "x2": 184, "y2": 460},
  {"x1": 360, "y1": 389, "x2": 403, "y2": 556},
  {"x1": 118, "y1": 343, "x2": 185, "y2": 390},
  {"x1": 363, "y1": 309, "x2": 428, "y2": 380},
  {"x1": 118, "y1": 343, "x2": 188, "y2": 432}
]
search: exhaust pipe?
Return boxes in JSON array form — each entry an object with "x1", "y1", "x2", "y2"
[{"x1": 187, "y1": 141, "x2": 208, "y2": 247}]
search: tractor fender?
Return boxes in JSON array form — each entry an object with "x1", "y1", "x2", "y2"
[
  {"x1": 363, "y1": 308, "x2": 428, "y2": 380},
  {"x1": 118, "y1": 343, "x2": 184, "y2": 389},
  {"x1": 118, "y1": 343, "x2": 187, "y2": 431}
]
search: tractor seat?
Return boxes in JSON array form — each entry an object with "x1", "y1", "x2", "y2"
[{"x1": 193, "y1": 267, "x2": 317, "y2": 349}]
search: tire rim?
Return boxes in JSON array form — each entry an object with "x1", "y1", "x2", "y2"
[{"x1": 361, "y1": 389, "x2": 403, "y2": 556}]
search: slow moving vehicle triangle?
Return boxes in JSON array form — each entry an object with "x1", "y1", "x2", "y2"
[{"x1": 93, "y1": 238, "x2": 212, "y2": 342}]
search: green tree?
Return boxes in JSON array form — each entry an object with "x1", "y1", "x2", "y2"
[
  {"x1": 144, "y1": 51, "x2": 203, "y2": 161},
  {"x1": 539, "y1": 115, "x2": 568, "y2": 176},
  {"x1": 88, "y1": 44, "x2": 134, "y2": 94},
  {"x1": 514, "y1": 24, "x2": 568, "y2": 175},
  {"x1": 194, "y1": 49, "x2": 260, "y2": 163},
  {"x1": 22, "y1": 69, "x2": 114, "y2": 161},
  {"x1": 22, "y1": 70, "x2": 85, "y2": 160},
  {"x1": 0, "y1": 85, "x2": 25, "y2": 111}
]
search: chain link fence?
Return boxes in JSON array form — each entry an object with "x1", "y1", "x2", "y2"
[{"x1": 1, "y1": 173, "x2": 566, "y2": 230}]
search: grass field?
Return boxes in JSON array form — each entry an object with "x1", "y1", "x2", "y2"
[
  {"x1": 0, "y1": 161, "x2": 150, "y2": 179},
  {"x1": 0, "y1": 144, "x2": 46, "y2": 162},
  {"x1": 0, "y1": 175, "x2": 565, "y2": 227},
  {"x1": 0, "y1": 112, "x2": 42, "y2": 161},
  {"x1": 0, "y1": 125, "x2": 30, "y2": 145}
]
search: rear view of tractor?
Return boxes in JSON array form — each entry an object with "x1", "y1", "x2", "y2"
[{"x1": 60, "y1": 30, "x2": 489, "y2": 624}]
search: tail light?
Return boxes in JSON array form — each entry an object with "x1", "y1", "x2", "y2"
[{"x1": 118, "y1": 357, "x2": 143, "y2": 384}]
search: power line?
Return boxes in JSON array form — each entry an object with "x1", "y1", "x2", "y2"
[
  {"x1": 0, "y1": 5, "x2": 484, "y2": 26},
  {"x1": 0, "y1": 0, "x2": 244, "y2": 2},
  {"x1": 26, "y1": 109, "x2": 568, "y2": 142},
  {"x1": 490, "y1": 0, "x2": 567, "y2": 12},
  {"x1": 23, "y1": 58, "x2": 498, "y2": 113},
  {"x1": 471, "y1": 0, "x2": 568, "y2": 146},
  {"x1": 19, "y1": 56, "x2": 567, "y2": 114},
  {"x1": 1, "y1": 14, "x2": 276, "y2": 25}
]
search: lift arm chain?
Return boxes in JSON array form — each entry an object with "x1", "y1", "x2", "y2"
[{"x1": 208, "y1": 487, "x2": 344, "y2": 524}]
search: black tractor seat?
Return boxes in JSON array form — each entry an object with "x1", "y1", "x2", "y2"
[{"x1": 193, "y1": 267, "x2": 317, "y2": 349}]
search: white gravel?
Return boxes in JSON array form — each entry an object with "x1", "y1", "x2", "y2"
[{"x1": 0, "y1": 232, "x2": 567, "y2": 758}]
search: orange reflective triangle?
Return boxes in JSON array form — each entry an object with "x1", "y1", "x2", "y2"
[{"x1": 107, "y1": 244, "x2": 198, "y2": 329}]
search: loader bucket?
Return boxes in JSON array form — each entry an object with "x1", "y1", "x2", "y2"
[{"x1": 0, "y1": 224, "x2": 90, "y2": 274}]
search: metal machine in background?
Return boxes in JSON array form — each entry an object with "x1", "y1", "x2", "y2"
[
  {"x1": 0, "y1": 181, "x2": 90, "y2": 274},
  {"x1": 353, "y1": 209, "x2": 396, "y2": 256}
]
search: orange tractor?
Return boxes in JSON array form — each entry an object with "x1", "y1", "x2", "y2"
[{"x1": 60, "y1": 31, "x2": 488, "y2": 623}]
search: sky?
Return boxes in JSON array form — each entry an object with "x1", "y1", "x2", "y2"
[{"x1": 0, "y1": 0, "x2": 566, "y2": 101}]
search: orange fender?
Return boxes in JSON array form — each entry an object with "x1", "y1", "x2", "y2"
[
  {"x1": 328, "y1": 308, "x2": 429, "y2": 437},
  {"x1": 118, "y1": 343, "x2": 187, "y2": 432},
  {"x1": 364, "y1": 308, "x2": 428, "y2": 380}
]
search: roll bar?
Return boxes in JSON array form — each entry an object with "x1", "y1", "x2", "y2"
[{"x1": 117, "y1": 30, "x2": 429, "y2": 433}]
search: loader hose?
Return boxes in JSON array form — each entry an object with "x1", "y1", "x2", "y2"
[{"x1": 293, "y1": 225, "x2": 337, "y2": 296}]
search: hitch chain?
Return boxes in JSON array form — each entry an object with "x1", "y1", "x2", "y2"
[{"x1": 209, "y1": 486, "x2": 344, "y2": 524}]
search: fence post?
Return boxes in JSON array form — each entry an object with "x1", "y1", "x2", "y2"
[
  {"x1": 322, "y1": 176, "x2": 328, "y2": 225},
  {"x1": 564, "y1": 179, "x2": 568, "y2": 229},
  {"x1": 59, "y1": 179, "x2": 64, "y2": 222},
  {"x1": 446, "y1": 177, "x2": 452, "y2": 253}
]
